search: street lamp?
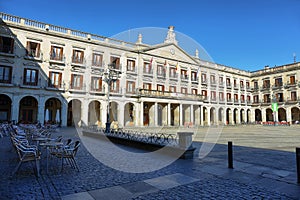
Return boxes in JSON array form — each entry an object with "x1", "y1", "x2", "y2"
[{"x1": 102, "y1": 63, "x2": 121, "y2": 132}]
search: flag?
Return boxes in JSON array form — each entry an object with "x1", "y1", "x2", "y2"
[
  {"x1": 149, "y1": 57, "x2": 153, "y2": 67},
  {"x1": 175, "y1": 62, "x2": 179, "y2": 72}
]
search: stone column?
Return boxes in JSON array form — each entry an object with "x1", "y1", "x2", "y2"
[
  {"x1": 168, "y1": 103, "x2": 171, "y2": 126},
  {"x1": 262, "y1": 108, "x2": 266, "y2": 122},
  {"x1": 200, "y1": 106, "x2": 204, "y2": 126},
  {"x1": 81, "y1": 99, "x2": 89, "y2": 126},
  {"x1": 179, "y1": 104, "x2": 183, "y2": 126},
  {"x1": 207, "y1": 107, "x2": 211, "y2": 126},
  {"x1": 11, "y1": 95, "x2": 20, "y2": 123},
  {"x1": 38, "y1": 96, "x2": 45, "y2": 124},
  {"x1": 190, "y1": 105, "x2": 194, "y2": 126},
  {"x1": 118, "y1": 102, "x2": 125, "y2": 128},
  {"x1": 140, "y1": 101, "x2": 144, "y2": 126},
  {"x1": 154, "y1": 102, "x2": 158, "y2": 126},
  {"x1": 102, "y1": 101, "x2": 108, "y2": 127},
  {"x1": 287, "y1": 107, "x2": 292, "y2": 123},
  {"x1": 61, "y1": 100, "x2": 68, "y2": 127}
]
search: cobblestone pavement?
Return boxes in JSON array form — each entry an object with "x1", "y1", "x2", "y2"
[{"x1": 1, "y1": 126, "x2": 300, "y2": 199}]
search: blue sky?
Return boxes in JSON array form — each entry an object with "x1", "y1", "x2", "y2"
[{"x1": 1, "y1": 0, "x2": 300, "y2": 71}]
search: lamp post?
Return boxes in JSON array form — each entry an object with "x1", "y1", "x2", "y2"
[
  {"x1": 102, "y1": 64, "x2": 121, "y2": 132},
  {"x1": 271, "y1": 94, "x2": 278, "y2": 123}
]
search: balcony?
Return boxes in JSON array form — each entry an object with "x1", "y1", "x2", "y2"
[
  {"x1": 143, "y1": 69, "x2": 153, "y2": 77},
  {"x1": 45, "y1": 82, "x2": 65, "y2": 91},
  {"x1": 157, "y1": 73, "x2": 166, "y2": 79},
  {"x1": 20, "y1": 81, "x2": 40, "y2": 89},
  {"x1": 272, "y1": 83, "x2": 283, "y2": 90},
  {"x1": 233, "y1": 84, "x2": 239, "y2": 90},
  {"x1": 24, "y1": 51, "x2": 43, "y2": 61},
  {"x1": 226, "y1": 98, "x2": 233, "y2": 104},
  {"x1": 260, "y1": 85, "x2": 270, "y2": 92},
  {"x1": 284, "y1": 81, "x2": 298, "y2": 89},
  {"x1": 49, "y1": 54, "x2": 65, "y2": 64},
  {"x1": 71, "y1": 57, "x2": 86, "y2": 67},
  {"x1": 138, "y1": 89, "x2": 204, "y2": 101},
  {"x1": 169, "y1": 73, "x2": 178, "y2": 80},
  {"x1": 285, "y1": 97, "x2": 300, "y2": 104},
  {"x1": 219, "y1": 98, "x2": 225, "y2": 104},
  {"x1": 226, "y1": 83, "x2": 232, "y2": 89},
  {"x1": 234, "y1": 99, "x2": 239, "y2": 104},
  {"x1": 240, "y1": 85, "x2": 245, "y2": 91},
  {"x1": 201, "y1": 79, "x2": 207, "y2": 85},
  {"x1": 89, "y1": 85, "x2": 105, "y2": 95},
  {"x1": 180, "y1": 75, "x2": 189, "y2": 82},
  {"x1": 0, "y1": 78, "x2": 13, "y2": 87},
  {"x1": 126, "y1": 67, "x2": 137, "y2": 75},
  {"x1": 219, "y1": 83, "x2": 224, "y2": 88},
  {"x1": 68, "y1": 83, "x2": 86, "y2": 92},
  {"x1": 191, "y1": 77, "x2": 198, "y2": 84}
]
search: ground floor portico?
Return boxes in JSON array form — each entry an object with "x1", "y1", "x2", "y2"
[{"x1": 2, "y1": 92, "x2": 299, "y2": 127}]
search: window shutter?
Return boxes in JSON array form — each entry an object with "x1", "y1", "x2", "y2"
[
  {"x1": 116, "y1": 80, "x2": 120, "y2": 92},
  {"x1": 26, "y1": 41, "x2": 30, "y2": 55},
  {"x1": 23, "y1": 69, "x2": 26, "y2": 84},
  {"x1": 59, "y1": 73, "x2": 62, "y2": 87},
  {"x1": 60, "y1": 47, "x2": 63, "y2": 60},
  {"x1": 35, "y1": 70, "x2": 39, "y2": 85},
  {"x1": 10, "y1": 38, "x2": 14, "y2": 54},
  {"x1": 36, "y1": 43, "x2": 40, "y2": 57},
  {"x1": 80, "y1": 51, "x2": 84, "y2": 62},
  {"x1": 71, "y1": 74, "x2": 74, "y2": 88},
  {"x1": 80, "y1": 75, "x2": 83, "y2": 88}
]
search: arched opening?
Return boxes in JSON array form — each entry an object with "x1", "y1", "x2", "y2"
[
  {"x1": 210, "y1": 107, "x2": 216, "y2": 125},
  {"x1": 124, "y1": 102, "x2": 134, "y2": 126},
  {"x1": 45, "y1": 98, "x2": 62, "y2": 124},
  {"x1": 255, "y1": 109, "x2": 262, "y2": 122},
  {"x1": 233, "y1": 108, "x2": 238, "y2": 124},
  {"x1": 291, "y1": 107, "x2": 300, "y2": 123},
  {"x1": 203, "y1": 107, "x2": 208, "y2": 125},
  {"x1": 67, "y1": 99, "x2": 81, "y2": 126},
  {"x1": 218, "y1": 108, "x2": 223, "y2": 124},
  {"x1": 0, "y1": 94, "x2": 12, "y2": 122},
  {"x1": 109, "y1": 101, "x2": 118, "y2": 123},
  {"x1": 240, "y1": 109, "x2": 245, "y2": 124},
  {"x1": 246, "y1": 109, "x2": 251, "y2": 123},
  {"x1": 266, "y1": 108, "x2": 273, "y2": 122},
  {"x1": 226, "y1": 108, "x2": 231, "y2": 125},
  {"x1": 171, "y1": 103, "x2": 180, "y2": 126},
  {"x1": 157, "y1": 103, "x2": 168, "y2": 126},
  {"x1": 88, "y1": 101, "x2": 101, "y2": 126},
  {"x1": 19, "y1": 96, "x2": 38, "y2": 124},
  {"x1": 278, "y1": 108, "x2": 286, "y2": 122}
]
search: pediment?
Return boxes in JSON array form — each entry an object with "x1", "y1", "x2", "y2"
[{"x1": 140, "y1": 43, "x2": 198, "y2": 65}]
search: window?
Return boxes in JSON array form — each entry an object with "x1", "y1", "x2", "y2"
[
  {"x1": 181, "y1": 87, "x2": 187, "y2": 94},
  {"x1": 91, "y1": 77, "x2": 102, "y2": 91},
  {"x1": 240, "y1": 80, "x2": 244, "y2": 88},
  {"x1": 180, "y1": 69, "x2": 188, "y2": 80},
  {"x1": 24, "y1": 68, "x2": 38, "y2": 86},
  {"x1": 49, "y1": 71, "x2": 62, "y2": 88},
  {"x1": 202, "y1": 90, "x2": 207, "y2": 97},
  {"x1": 92, "y1": 53, "x2": 103, "y2": 67},
  {"x1": 274, "y1": 77, "x2": 282, "y2": 87},
  {"x1": 110, "y1": 80, "x2": 120, "y2": 92},
  {"x1": 26, "y1": 41, "x2": 40, "y2": 57},
  {"x1": 169, "y1": 86, "x2": 176, "y2": 93},
  {"x1": 0, "y1": 36, "x2": 14, "y2": 54},
  {"x1": 143, "y1": 62, "x2": 152, "y2": 74},
  {"x1": 126, "y1": 81, "x2": 135, "y2": 93},
  {"x1": 290, "y1": 75, "x2": 296, "y2": 85},
  {"x1": 241, "y1": 95, "x2": 245, "y2": 102},
  {"x1": 72, "y1": 49, "x2": 84, "y2": 64},
  {"x1": 234, "y1": 79, "x2": 237, "y2": 87},
  {"x1": 110, "y1": 56, "x2": 120, "y2": 69},
  {"x1": 169, "y1": 67, "x2": 176, "y2": 78},
  {"x1": 253, "y1": 95, "x2": 259, "y2": 103},
  {"x1": 143, "y1": 83, "x2": 152, "y2": 90},
  {"x1": 254, "y1": 81, "x2": 258, "y2": 89},
  {"x1": 263, "y1": 80, "x2": 270, "y2": 88},
  {"x1": 247, "y1": 95, "x2": 251, "y2": 102},
  {"x1": 226, "y1": 78, "x2": 231, "y2": 86},
  {"x1": 219, "y1": 92, "x2": 224, "y2": 101},
  {"x1": 234, "y1": 94, "x2": 238, "y2": 102},
  {"x1": 210, "y1": 75, "x2": 216, "y2": 84},
  {"x1": 127, "y1": 59, "x2": 135, "y2": 72},
  {"x1": 219, "y1": 77, "x2": 224, "y2": 85},
  {"x1": 50, "y1": 46, "x2": 63, "y2": 61},
  {"x1": 246, "y1": 81, "x2": 250, "y2": 89},
  {"x1": 0, "y1": 66, "x2": 12, "y2": 83},
  {"x1": 191, "y1": 72, "x2": 197, "y2": 81},
  {"x1": 71, "y1": 74, "x2": 83, "y2": 89},
  {"x1": 211, "y1": 91, "x2": 216, "y2": 100},
  {"x1": 157, "y1": 65, "x2": 165, "y2": 77},
  {"x1": 227, "y1": 93, "x2": 231, "y2": 101},
  {"x1": 201, "y1": 73, "x2": 207, "y2": 83},
  {"x1": 192, "y1": 88, "x2": 197, "y2": 95},
  {"x1": 275, "y1": 93, "x2": 283, "y2": 102},
  {"x1": 157, "y1": 84, "x2": 164, "y2": 92},
  {"x1": 291, "y1": 91, "x2": 297, "y2": 101},
  {"x1": 264, "y1": 94, "x2": 270, "y2": 103}
]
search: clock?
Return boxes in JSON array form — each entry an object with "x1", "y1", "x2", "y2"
[{"x1": 170, "y1": 48, "x2": 175, "y2": 55}]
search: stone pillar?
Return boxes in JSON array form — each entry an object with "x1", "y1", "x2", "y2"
[
  {"x1": 118, "y1": 103, "x2": 125, "y2": 128},
  {"x1": 154, "y1": 102, "x2": 158, "y2": 126},
  {"x1": 177, "y1": 132, "x2": 194, "y2": 150},
  {"x1": 287, "y1": 107, "x2": 292, "y2": 123},
  {"x1": 262, "y1": 108, "x2": 266, "y2": 122},
  {"x1": 251, "y1": 109, "x2": 256, "y2": 123},
  {"x1": 200, "y1": 106, "x2": 204, "y2": 126},
  {"x1": 168, "y1": 103, "x2": 171, "y2": 126},
  {"x1": 190, "y1": 105, "x2": 194, "y2": 126},
  {"x1": 102, "y1": 101, "x2": 108, "y2": 127},
  {"x1": 179, "y1": 104, "x2": 183, "y2": 126},
  {"x1": 38, "y1": 96, "x2": 45, "y2": 124},
  {"x1": 223, "y1": 109, "x2": 227, "y2": 125},
  {"x1": 140, "y1": 101, "x2": 144, "y2": 126},
  {"x1": 61, "y1": 100, "x2": 68, "y2": 127},
  {"x1": 236, "y1": 109, "x2": 241, "y2": 124},
  {"x1": 11, "y1": 95, "x2": 20, "y2": 123},
  {"x1": 81, "y1": 99, "x2": 89, "y2": 127},
  {"x1": 207, "y1": 107, "x2": 211, "y2": 126},
  {"x1": 231, "y1": 110, "x2": 235, "y2": 125}
]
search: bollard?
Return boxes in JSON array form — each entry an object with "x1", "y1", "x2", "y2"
[
  {"x1": 296, "y1": 148, "x2": 300, "y2": 183},
  {"x1": 228, "y1": 141, "x2": 233, "y2": 169}
]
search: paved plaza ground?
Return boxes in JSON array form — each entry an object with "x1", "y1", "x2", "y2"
[{"x1": 1, "y1": 125, "x2": 300, "y2": 199}]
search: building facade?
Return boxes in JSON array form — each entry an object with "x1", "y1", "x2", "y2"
[{"x1": 0, "y1": 13, "x2": 299, "y2": 127}]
